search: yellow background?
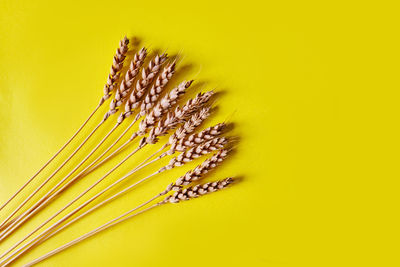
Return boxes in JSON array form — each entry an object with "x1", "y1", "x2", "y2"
[{"x1": 0, "y1": 0, "x2": 399, "y2": 266}]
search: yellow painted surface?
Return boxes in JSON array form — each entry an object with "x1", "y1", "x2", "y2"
[{"x1": 0, "y1": 0, "x2": 399, "y2": 266}]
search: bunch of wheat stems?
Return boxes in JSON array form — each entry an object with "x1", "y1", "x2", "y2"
[{"x1": 0, "y1": 37, "x2": 236, "y2": 266}]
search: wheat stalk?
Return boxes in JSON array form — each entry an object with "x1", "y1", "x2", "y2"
[
  {"x1": 1, "y1": 132, "x2": 229, "y2": 265},
  {"x1": 22, "y1": 178, "x2": 234, "y2": 267},
  {"x1": 0, "y1": 38, "x2": 130, "y2": 234}
]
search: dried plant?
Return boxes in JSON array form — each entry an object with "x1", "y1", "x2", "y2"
[{"x1": 0, "y1": 36, "x2": 238, "y2": 267}]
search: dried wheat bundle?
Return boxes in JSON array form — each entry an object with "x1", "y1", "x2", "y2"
[{"x1": 0, "y1": 36, "x2": 238, "y2": 266}]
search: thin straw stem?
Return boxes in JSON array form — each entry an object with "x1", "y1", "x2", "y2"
[
  {"x1": 1, "y1": 153, "x2": 166, "y2": 265},
  {"x1": 0, "y1": 120, "x2": 105, "y2": 233},
  {"x1": 0, "y1": 122, "x2": 117, "y2": 242},
  {"x1": 23, "y1": 203, "x2": 161, "y2": 267},
  {"x1": 0, "y1": 104, "x2": 101, "y2": 214},
  {"x1": 0, "y1": 124, "x2": 129, "y2": 259},
  {"x1": 79, "y1": 118, "x2": 140, "y2": 177}
]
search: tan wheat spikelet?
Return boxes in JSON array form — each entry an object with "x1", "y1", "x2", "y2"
[
  {"x1": 170, "y1": 122, "x2": 226, "y2": 152},
  {"x1": 119, "y1": 54, "x2": 168, "y2": 122},
  {"x1": 138, "y1": 62, "x2": 176, "y2": 117},
  {"x1": 168, "y1": 107, "x2": 211, "y2": 151},
  {"x1": 104, "y1": 48, "x2": 147, "y2": 121},
  {"x1": 138, "y1": 80, "x2": 193, "y2": 134},
  {"x1": 142, "y1": 91, "x2": 214, "y2": 145},
  {"x1": 100, "y1": 37, "x2": 129, "y2": 105},
  {"x1": 172, "y1": 149, "x2": 229, "y2": 188},
  {"x1": 160, "y1": 137, "x2": 228, "y2": 171},
  {"x1": 164, "y1": 177, "x2": 234, "y2": 203},
  {"x1": 179, "y1": 91, "x2": 214, "y2": 118}
]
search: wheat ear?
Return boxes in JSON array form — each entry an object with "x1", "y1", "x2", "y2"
[
  {"x1": 99, "y1": 36, "x2": 129, "y2": 106},
  {"x1": 0, "y1": 38, "x2": 129, "y2": 216},
  {"x1": 22, "y1": 178, "x2": 234, "y2": 267}
]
